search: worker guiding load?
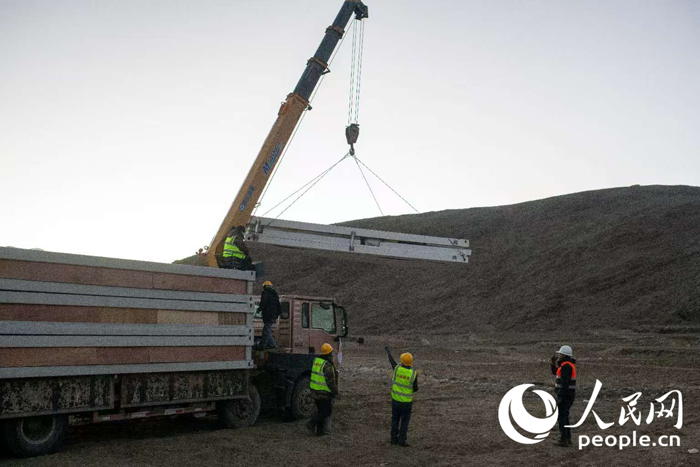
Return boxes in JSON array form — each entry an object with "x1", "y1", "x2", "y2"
[
  {"x1": 385, "y1": 345, "x2": 419, "y2": 447},
  {"x1": 307, "y1": 343, "x2": 339, "y2": 436},
  {"x1": 551, "y1": 345, "x2": 577, "y2": 447},
  {"x1": 221, "y1": 226, "x2": 254, "y2": 271}
]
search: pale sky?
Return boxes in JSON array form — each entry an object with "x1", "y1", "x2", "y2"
[{"x1": 2, "y1": 0, "x2": 699, "y2": 263}]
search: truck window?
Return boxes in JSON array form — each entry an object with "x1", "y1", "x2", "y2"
[
  {"x1": 280, "y1": 302, "x2": 290, "y2": 319},
  {"x1": 311, "y1": 303, "x2": 336, "y2": 333},
  {"x1": 301, "y1": 303, "x2": 309, "y2": 328}
]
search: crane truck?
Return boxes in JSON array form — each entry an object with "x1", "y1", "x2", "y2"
[
  {"x1": 0, "y1": 0, "x2": 471, "y2": 457},
  {"x1": 0, "y1": 1, "x2": 366, "y2": 457}
]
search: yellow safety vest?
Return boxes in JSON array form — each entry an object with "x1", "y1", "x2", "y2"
[
  {"x1": 391, "y1": 365, "x2": 416, "y2": 403},
  {"x1": 310, "y1": 357, "x2": 331, "y2": 393},
  {"x1": 223, "y1": 235, "x2": 245, "y2": 259}
]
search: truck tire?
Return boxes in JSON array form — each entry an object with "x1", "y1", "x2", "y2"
[
  {"x1": 218, "y1": 384, "x2": 261, "y2": 428},
  {"x1": 290, "y1": 376, "x2": 316, "y2": 420},
  {"x1": 2, "y1": 415, "x2": 67, "y2": 458}
]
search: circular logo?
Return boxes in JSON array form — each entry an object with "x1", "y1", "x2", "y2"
[{"x1": 498, "y1": 384, "x2": 558, "y2": 444}]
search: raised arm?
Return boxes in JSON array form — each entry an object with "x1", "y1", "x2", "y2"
[{"x1": 385, "y1": 346, "x2": 397, "y2": 370}]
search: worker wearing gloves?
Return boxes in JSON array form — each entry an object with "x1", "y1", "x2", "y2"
[
  {"x1": 221, "y1": 226, "x2": 253, "y2": 270},
  {"x1": 257, "y1": 281, "x2": 281, "y2": 349},
  {"x1": 307, "y1": 343, "x2": 339, "y2": 436},
  {"x1": 551, "y1": 345, "x2": 576, "y2": 447},
  {"x1": 385, "y1": 346, "x2": 418, "y2": 447}
]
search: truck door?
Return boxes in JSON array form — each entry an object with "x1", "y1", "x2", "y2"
[
  {"x1": 292, "y1": 300, "x2": 311, "y2": 352},
  {"x1": 274, "y1": 301, "x2": 291, "y2": 348}
]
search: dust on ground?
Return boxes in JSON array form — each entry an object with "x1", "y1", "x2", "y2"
[{"x1": 2, "y1": 329, "x2": 699, "y2": 467}]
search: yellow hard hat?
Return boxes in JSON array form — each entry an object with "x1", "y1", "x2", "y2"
[
  {"x1": 262, "y1": 281, "x2": 272, "y2": 287},
  {"x1": 400, "y1": 352, "x2": 413, "y2": 366},
  {"x1": 321, "y1": 343, "x2": 333, "y2": 355}
]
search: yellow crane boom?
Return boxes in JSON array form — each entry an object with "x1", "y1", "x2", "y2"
[{"x1": 207, "y1": 1, "x2": 369, "y2": 268}]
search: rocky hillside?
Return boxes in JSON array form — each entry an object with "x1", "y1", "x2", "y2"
[{"x1": 182, "y1": 185, "x2": 700, "y2": 335}]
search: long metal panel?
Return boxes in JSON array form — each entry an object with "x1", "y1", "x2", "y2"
[
  {"x1": 0, "y1": 335, "x2": 253, "y2": 348},
  {"x1": 0, "y1": 360, "x2": 254, "y2": 379},
  {"x1": 0, "y1": 321, "x2": 252, "y2": 337},
  {"x1": 0, "y1": 247, "x2": 255, "y2": 281},
  {"x1": 254, "y1": 229, "x2": 363, "y2": 248},
  {"x1": 249, "y1": 216, "x2": 469, "y2": 247},
  {"x1": 249, "y1": 232, "x2": 471, "y2": 263},
  {"x1": 0, "y1": 291, "x2": 254, "y2": 313},
  {"x1": 255, "y1": 228, "x2": 471, "y2": 260},
  {"x1": 0, "y1": 279, "x2": 254, "y2": 304},
  {"x1": 354, "y1": 243, "x2": 471, "y2": 262}
]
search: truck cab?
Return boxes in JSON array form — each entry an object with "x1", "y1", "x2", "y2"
[
  {"x1": 253, "y1": 295, "x2": 348, "y2": 355},
  {"x1": 252, "y1": 295, "x2": 348, "y2": 419}
]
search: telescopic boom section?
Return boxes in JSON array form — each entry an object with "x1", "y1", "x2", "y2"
[{"x1": 207, "y1": 0, "x2": 369, "y2": 267}]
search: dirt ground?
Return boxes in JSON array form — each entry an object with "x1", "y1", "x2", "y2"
[{"x1": 2, "y1": 329, "x2": 699, "y2": 467}]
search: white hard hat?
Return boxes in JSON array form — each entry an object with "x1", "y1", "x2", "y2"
[{"x1": 557, "y1": 345, "x2": 573, "y2": 357}]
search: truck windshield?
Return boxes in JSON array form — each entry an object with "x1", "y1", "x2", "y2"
[{"x1": 311, "y1": 303, "x2": 336, "y2": 333}]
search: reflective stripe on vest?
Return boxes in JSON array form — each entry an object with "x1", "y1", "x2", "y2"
[
  {"x1": 555, "y1": 361, "x2": 577, "y2": 390},
  {"x1": 310, "y1": 357, "x2": 331, "y2": 393},
  {"x1": 391, "y1": 365, "x2": 415, "y2": 403},
  {"x1": 223, "y1": 235, "x2": 245, "y2": 259}
]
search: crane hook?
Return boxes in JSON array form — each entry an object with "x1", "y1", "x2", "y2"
[{"x1": 345, "y1": 123, "x2": 360, "y2": 156}]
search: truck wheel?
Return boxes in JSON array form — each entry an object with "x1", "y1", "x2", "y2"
[
  {"x1": 291, "y1": 376, "x2": 316, "y2": 420},
  {"x1": 218, "y1": 384, "x2": 261, "y2": 428},
  {"x1": 2, "y1": 415, "x2": 67, "y2": 458}
]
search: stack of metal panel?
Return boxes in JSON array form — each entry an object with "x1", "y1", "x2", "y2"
[{"x1": 0, "y1": 247, "x2": 256, "y2": 379}]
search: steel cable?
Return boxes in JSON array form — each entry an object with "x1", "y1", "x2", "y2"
[{"x1": 254, "y1": 20, "x2": 355, "y2": 217}]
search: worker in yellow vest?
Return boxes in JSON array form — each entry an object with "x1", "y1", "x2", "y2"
[
  {"x1": 221, "y1": 226, "x2": 253, "y2": 270},
  {"x1": 385, "y1": 346, "x2": 418, "y2": 447},
  {"x1": 306, "y1": 343, "x2": 339, "y2": 436}
]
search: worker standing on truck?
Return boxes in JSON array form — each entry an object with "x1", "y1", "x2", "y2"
[
  {"x1": 307, "y1": 343, "x2": 339, "y2": 436},
  {"x1": 221, "y1": 226, "x2": 253, "y2": 270},
  {"x1": 258, "y1": 281, "x2": 281, "y2": 349},
  {"x1": 551, "y1": 345, "x2": 576, "y2": 447},
  {"x1": 385, "y1": 346, "x2": 418, "y2": 447}
]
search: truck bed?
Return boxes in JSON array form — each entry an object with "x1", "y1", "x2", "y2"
[{"x1": 0, "y1": 247, "x2": 256, "y2": 418}]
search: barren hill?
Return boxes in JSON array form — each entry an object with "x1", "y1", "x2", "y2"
[{"x1": 183, "y1": 185, "x2": 700, "y2": 335}]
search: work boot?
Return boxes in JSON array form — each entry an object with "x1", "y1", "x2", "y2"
[
  {"x1": 390, "y1": 438, "x2": 398, "y2": 445},
  {"x1": 567, "y1": 438, "x2": 573, "y2": 447},
  {"x1": 306, "y1": 420, "x2": 315, "y2": 435},
  {"x1": 398, "y1": 440, "x2": 410, "y2": 447},
  {"x1": 553, "y1": 438, "x2": 569, "y2": 447}
]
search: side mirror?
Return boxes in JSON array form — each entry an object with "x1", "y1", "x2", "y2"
[{"x1": 342, "y1": 308, "x2": 349, "y2": 337}]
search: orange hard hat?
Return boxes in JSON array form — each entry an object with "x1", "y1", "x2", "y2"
[
  {"x1": 400, "y1": 353, "x2": 413, "y2": 366},
  {"x1": 262, "y1": 281, "x2": 272, "y2": 287},
  {"x1": 321, "y1": 343, "x2": 333, "y2": 355}
]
